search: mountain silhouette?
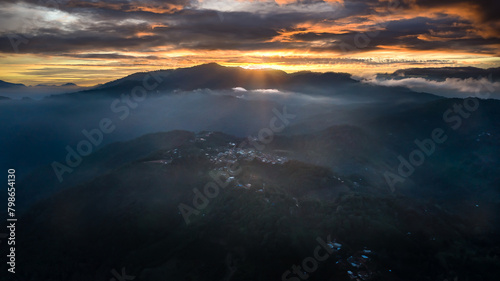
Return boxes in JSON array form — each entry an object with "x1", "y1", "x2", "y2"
[
  {"x1": 0, "y1": 79, "x2": 26, "y2": 88},
  {"x1": 54, "y1": 63, "x2": 439, "y2": 103}
]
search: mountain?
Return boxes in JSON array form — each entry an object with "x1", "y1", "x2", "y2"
[
  {"x1": 0, "y1": 79, "x2": 26, "y2": 88},
  {"x1": 36, "y1": 82, "x2": 79, "y2": 87},
  {"x1": 377, "y1": 67, "x2": 500, "y2": 81},
  {"x1": 16, "y1": 130, "x2": 196, "y2": 211},
  {"x1": 74, "y1": 63, "x2": 351, "y2": 93},
  {"x1": 61, "y1": 82, "x2": 78, "y2": 87},
  {"x1": 0, "y1": 80, "x2": 86, "y2": 100},
  {"x1": 4, "y1": 63, "x2": 499, "y2": 281},
  {"x1": 56, "y1": 63, "x2": 439, "y2": 103},
  {"x1": 15, "y1": 92, "x2": 500, "y2": 213},
  {"x1": 7, "y1": 127, "x2": 500, "y2": 281}
]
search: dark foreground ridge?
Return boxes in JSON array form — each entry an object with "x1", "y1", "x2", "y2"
[{"x1": 5, "y1": 122, "x2": 500, "y2": 281}]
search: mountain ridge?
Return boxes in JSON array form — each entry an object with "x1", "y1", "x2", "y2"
[
  {"x1": 51, "y1": 63, "x2": 440, "y2": 102},
  {"x1": 0, "y1": 79, "x2": 26, "y2": 88}
]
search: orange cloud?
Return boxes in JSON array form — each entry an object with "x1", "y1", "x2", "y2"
[{"x1": 400, "y1": 0, "x2": 500, "y2": 38}]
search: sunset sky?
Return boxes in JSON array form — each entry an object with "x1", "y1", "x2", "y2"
[{"x1": 1, "y1": 0, "x2": 499, "y2": 86}]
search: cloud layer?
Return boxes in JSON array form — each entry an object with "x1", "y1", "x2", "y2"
[{"x1": 363, "y1": 76, "x2": 500, "y2": 99}]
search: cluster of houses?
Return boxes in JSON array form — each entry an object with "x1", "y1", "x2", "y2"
[
  {"x1": 324, "y1": 240, "x2": 376, "y2": 280},
  {"x1": 207, "y1": 145, "x2": 288, "y2": 167},
  {"x1": 194, "y1": 131, "x2": 288, "y2": 165},
  {"x1": 343, "y1": 249, "x2": 375, "y2": 280},
  {"x1": 476, "y1": 131, "x2": 492, "y2": 142}
]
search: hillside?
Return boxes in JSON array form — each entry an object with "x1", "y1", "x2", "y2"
[{"x1": 5, "y1": 122, "x2": 500, "y2": 280}]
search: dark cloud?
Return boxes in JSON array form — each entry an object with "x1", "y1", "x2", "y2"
[
  {"x1": 6, "y1": 0, "x2": 191, "y2": 11},
  {"x1": 0, "y1": 0, "x2": 498, "y2": 59},
  {"x1": 60, "y1": 53, "x2": 161, "y2": 59},
  {"x1": 406, "y1": 0, "x2": 500, "y2": 22}
]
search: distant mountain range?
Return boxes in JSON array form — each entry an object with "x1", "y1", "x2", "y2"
[
  {"x1": 377, "y1": 67, "x2": 500, "y2": 81},
  {"x1": 3, "y1": 64, "x2": 498, "y2": 99},
  {"x1": 0, "y1": 79, "x2": 26, "y2": 88},
  {"x1": 52, "y1": 63, "x2": 438, "y2": 103},
  {"x1": 0, "y1": 80, "x2": 81, "y2": 88},
  {"x1": 74, "y1": 63, "x2": 356, "y2": 94},
  {"x1": 0, "y1": 80, "x2": 84, "y2": 99},
  {"x1": 4, "y1": 64, "x2": 498, "y2": 101}
]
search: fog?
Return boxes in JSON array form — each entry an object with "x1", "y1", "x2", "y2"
[
  {"x1": 0, "y1": 88, "x2": 370, "y2": 176},
  {"x1": 0, "y1": 84, "x2": 91, "y2": 99},
  {"x1": 362, "y1": 76, "x2": 500, "y2": 99}
]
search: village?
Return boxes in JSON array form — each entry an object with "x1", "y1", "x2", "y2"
[{"x1": 148, "y1": 132, "x2": 289, "y2": 168}]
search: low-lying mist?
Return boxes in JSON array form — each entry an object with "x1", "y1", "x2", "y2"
[{"x1": 1, "y1": 88, "x2": 371, "y2": 176}]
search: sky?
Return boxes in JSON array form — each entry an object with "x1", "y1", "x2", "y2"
[{"x1": 0, "y1": 0, "x2": 499, "y2": 86}]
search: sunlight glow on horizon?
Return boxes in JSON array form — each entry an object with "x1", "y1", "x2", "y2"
[
  {"x1": 2, "y1": 50, "x2": 499, "y2": 86},
  {"x1": 1, "y1": 0, "x2": 499, "y2": 86}
]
